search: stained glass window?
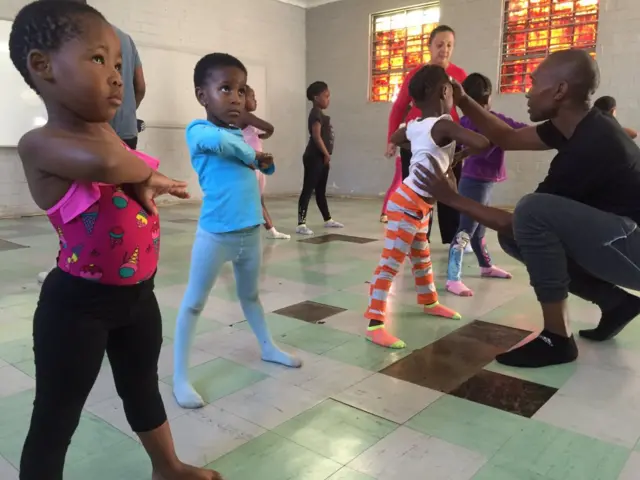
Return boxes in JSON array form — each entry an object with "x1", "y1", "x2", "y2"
[
  {"x1": 500, "y1": 0, "x2": 599, "y2": 94},
  {"x1": 370, "y1": 4, "x2": 440, "y2": 103}
]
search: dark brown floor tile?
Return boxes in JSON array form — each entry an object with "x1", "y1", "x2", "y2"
[
  {"x1": 298, "y1": 234, "x2": 376, "y2": 244},
  {"x1": 456, "y1": 320, "x2": 532, "y2": 350},
  {"x1": 274, "y1": 300, "x2": 346, "y2": 323},
  {"x1": 380, "y1": 320, "x2": 531, "y2": 393},
  {"x1": 0, "y1": 239, "x2": 28, "y2": 251},
  {"x1": 450, "y1": 369, "x2": 558, "y2": 418}
]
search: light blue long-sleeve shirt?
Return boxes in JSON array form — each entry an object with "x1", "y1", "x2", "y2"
[{"x1": 186, "y1": 119, "x2": 275, "y2": 233}]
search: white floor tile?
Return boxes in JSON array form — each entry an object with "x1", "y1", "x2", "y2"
[
  {"x1": 534, "y1": 392, "x2": 640, "y2": 448},
  {"x1": 84, "y1": 366, "x2": 118, "y2": 407},
  {"x1": 274, "y1": 354, "x2": 373, "y2": 397},
  {"x1": 192, "y1": 326, "x2": 257, "y2": 356},
  {"x1": 619, "y1": 451, "x2": 640, "y2": 480},
  {"x1": 322, "y1": 310, "x2": 367, "y2": 336},
  {"x1": 333, "y1": 374, "x2": 442, "y2": 423},
  {"x1": 0, "y1": 365, "x2": 34, "y2": 398},
  {"x1": 156, "y1": 343, "x2": 217, "y2": 379},
  {"x1": 348, "y1": 426, "x2": 486, "y2": 479},
  {"x1": 213, "y1": 377, "x2": 325, "y2": 429},
  {"x1": 0, "y1": 455, "x2": 18, "y2": 480},
  {"x1": 169, "y1": 405, "x2": 266, "y2": 467},
  {"x1": 86, "y1": 382, "x2": 188, "y2": 441},
  {"x1": 534, "y1": 363, "x2": 640, "y2": 448}
]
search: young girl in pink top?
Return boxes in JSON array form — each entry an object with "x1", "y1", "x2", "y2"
[
  {"x1": 10, "y1": 2, "x2": 220, "y2": 479},
  {"x1": 241, "y1": 86, "x2": 289, "y2": 239}
]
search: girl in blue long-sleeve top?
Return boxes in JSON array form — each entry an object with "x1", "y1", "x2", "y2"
[{"x1": 172, "y1": 53, "x2": 302, "y2": 409}]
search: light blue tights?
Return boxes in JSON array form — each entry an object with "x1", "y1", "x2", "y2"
[{"x1": 173, "y1": 226, "x2": 301, "y2": 408}]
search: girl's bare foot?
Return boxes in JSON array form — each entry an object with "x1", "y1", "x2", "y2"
[{"x1": 152, "y1": 462, "x2": 223, "y2": 479}]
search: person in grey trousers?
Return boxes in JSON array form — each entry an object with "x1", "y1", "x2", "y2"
[{"x1": 413, "y1": 48, "x2": 640, "y2": 369}]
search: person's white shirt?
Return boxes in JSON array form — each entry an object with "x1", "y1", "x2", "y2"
[{"x1": 403, "y1": 114, "x2": 456, "y2": 198}]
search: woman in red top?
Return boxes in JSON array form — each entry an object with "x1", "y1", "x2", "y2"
[{"x1": 385, "y1": 25, "x2": 467, "y2": 244}]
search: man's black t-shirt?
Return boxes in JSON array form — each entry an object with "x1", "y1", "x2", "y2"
[
  {"x1": 304, "y1": 107, "x2": 334, "y2": 158},
  {"x1": 535, "y1": 108, "x2": 640, "y2": 224}
]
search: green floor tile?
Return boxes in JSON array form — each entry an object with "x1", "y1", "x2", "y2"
[
  {"x1": 323, "y1": 337, "x2": 411, "y2": 371},
  {"x1": 311, "y1": 291, "x2": 369, "y2": 312},
  {"x1": 384, "y1": 314, "x2": 462, "y2": 351},
  {"x1": 162, "y1": 358, "x2": 267, "y2": 404},
  {"x1": 277, "y1": 323, "x2": 357, "y2": 355},
  {"x1": 0, "y1": 389, "x2": 132, "y2": 469},
  {"x1": 234, "y1": 313, "x2": 305, "y2": 336},
  {"x1": 473, "y1": 462, "x2": 548, "y2": 480},
  {"x1": 484, "y1": 360, "x2": 577, "y2": 389},
  {"x1": 64, "y1": 438, "x2": 150, "y2": 480},
  {"x1": 273, "y1": 399, "x2": 397, "y2": 464},
  {"x1": 0, "y1": 319, "x2": 32, "y2": 344},
  {"x1": 0, "y1": 338, "x2": 34, "y2": 364},
  {"x1": 328, "y1": 467, "x2": 376, "y2": 479},
  {"x1": 491, "y1": 420, "x2": 630, "y2": 480},
  {"x1": 160, "y1": 306, "x2": 223, "y2": 340},
  {"x1": 406, "y1": 395, "x2": 527, "y2": 457},
  {"x1": 207, "y1": 432, "x2": 341, "y2": 480},
  {"x1": 13, "y1": 358, "x2": 35, "y2": 379}
]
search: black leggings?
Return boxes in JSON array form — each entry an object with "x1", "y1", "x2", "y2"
[
  {"x1": 20, "y1": 268, "x2": 166, "y2": 480},
  {"x1": 400, "y1": 147, "x2": 461, "y2": 244},
  {"x1": 298, "y1": 156, "x2": 331, "y2": 225}
]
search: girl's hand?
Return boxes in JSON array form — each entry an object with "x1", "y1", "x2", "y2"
[
  {"x1": 256, "y1": 152, "x2": 274, "y2": 170},
  {"x1": 452, "y1": 148, "x2": 470, "y2": 168},
  {"x1": 323, "y1": 154, "x2": 331, "y2": 166},
  {"x1": 132, "y1": 171, "x2": 190, "y2": 215},
  {"x1": 258, "y1": 132, "x2": 273, "y2": 140},
  {"x1": 385, "y1": 142, "x2": 397, "y2": 158}
]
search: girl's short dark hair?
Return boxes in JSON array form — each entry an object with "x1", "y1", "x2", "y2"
[
  {"x1": 462, "y1": 73, "x2": 493, "y2": 106},
  {"x1": 593, "y1": 95, "x2": 616, "y2": 113},
  {"x1": 408, "y1": 64, "x2": 450, "y2": 103},
  {"x1": 10, "y1": 0, "x2": 105, "y2": 92},
  {"x1": 306, "y1": 81, "x2": 328, "y2": 101},
  {"x1": 193, "y1": 53, "x2": 247, "y2": 89},
  {"x1": 428, "y1": 25, "x2": 455, "y2": 45}
]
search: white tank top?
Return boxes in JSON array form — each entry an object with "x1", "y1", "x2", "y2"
[{"x1": 403, "y1": 114, "x2": 456, "y2": 198}]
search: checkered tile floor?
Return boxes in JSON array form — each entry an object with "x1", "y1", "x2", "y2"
[{"x1": 0, "y1": 198, "x2": 638, "y2": 479}]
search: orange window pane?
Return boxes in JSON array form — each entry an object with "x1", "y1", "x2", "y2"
[
  {"x1": 370, "y1": 6, "x2": 441, "y2": 102},
  {"x1": 500, "y1": 0, "x2": 599, "y2": 94}
]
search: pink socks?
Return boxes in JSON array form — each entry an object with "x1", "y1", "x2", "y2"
[
  {"x1": 481, "y1": 266, "x2": 512, "y2": 279},
  {"x1": 446, "y1": 267, "x2": 512, "y2": 297}
]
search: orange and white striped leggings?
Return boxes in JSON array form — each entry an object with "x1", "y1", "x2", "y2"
[{"x1": 365, "y1": 184, "x2": 437, "y2": 322}]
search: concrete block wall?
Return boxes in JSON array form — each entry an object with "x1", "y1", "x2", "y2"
[
  {"x1": 306, "y1": 0, "x2": 640, "y2": 207},
  {"x1": 0, "y1": 0, "x2": 307, "y2": 217},
  {"x1": 0, "y1": 0, "x2": 637, "y2": 217}
]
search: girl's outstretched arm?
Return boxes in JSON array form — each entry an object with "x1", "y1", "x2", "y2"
[
  {"x1": 19, "y1": 127, "x2": 153, "y2": 185},
  {"x1": 187, "y1": 123, "x2": 257, "y2": 167}
]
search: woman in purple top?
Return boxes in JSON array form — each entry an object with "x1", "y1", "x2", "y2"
[{"x1": 446, "y1": 73, "x2": 528, "y2": 296}]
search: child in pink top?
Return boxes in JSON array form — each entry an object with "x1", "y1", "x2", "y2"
[
  {"x1": 241, "y1": 85, "x2": 290, "y2": 239},
  {"x1": 10, "y1": 2, "x2": 220, "y2": 479}
]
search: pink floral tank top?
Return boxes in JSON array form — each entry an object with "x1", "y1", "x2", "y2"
[
  {"x1": 46, "y1": 147, "x2": 161, "y2": 286},
  {"x1": 242, "y1": 125, "x2": 263, "y2": 152}
]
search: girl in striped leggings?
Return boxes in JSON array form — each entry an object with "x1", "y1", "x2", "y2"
[{"x1": 365, "y1": 65, "x2": 490, "y2": 349}]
